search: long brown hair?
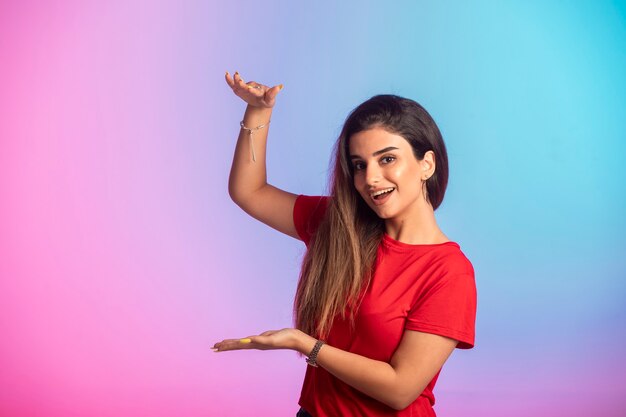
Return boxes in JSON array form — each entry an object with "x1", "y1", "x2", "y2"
[{"x1": 294, "y1": 95, "x2": 449, "y2": 339}]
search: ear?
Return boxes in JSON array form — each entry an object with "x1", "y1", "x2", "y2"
[{"x1": 420, "y1": 151, "x2": 436, "y2": 180}]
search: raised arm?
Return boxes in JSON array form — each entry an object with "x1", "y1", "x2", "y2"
[{"x1": 225, "y1": 72, "x2": 299, "y2": 239}]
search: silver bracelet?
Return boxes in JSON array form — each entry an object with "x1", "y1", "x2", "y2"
[
  {"x1": 240, "y1": 120, "x2": 270, "y2": 162},
  {"x1": 305, "y1": 339, "x2": 325, "y2": 367}
]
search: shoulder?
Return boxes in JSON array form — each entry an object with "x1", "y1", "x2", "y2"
[
  {"x1": 406, "y1": 240, "x2": 474, "y2": 275},
  {"x1": 428, "y1": 245, "x2": 476, "y2": 302},
  {"x1": 437, "y1": 244, "x2": 474, "y2": 278},
  {"x1": 413, "y1": 242, "x2": 475, "y2": 290}
]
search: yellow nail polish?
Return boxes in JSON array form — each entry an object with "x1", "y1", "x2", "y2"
[
  {"x1": 278, "y1": 84, "x2": 284, "y2": 90},
  {"x1": 239, "y1": 338, "x2": 252, "y2": 343}
]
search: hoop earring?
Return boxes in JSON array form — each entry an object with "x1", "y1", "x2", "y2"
[{"x1": 421, "y1": 177, "x2": 430, "y2": 201}]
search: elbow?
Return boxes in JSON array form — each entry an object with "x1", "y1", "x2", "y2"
[
  {"x1": 227, "y1": 180, "x2": 248, "y2": 208},
  {"x1": 227, "y1": 177, "x2": 239, "y2": 203},
  {"x1": 227, "y1": 179, "x2": 260, "y2": 209},
  {"x1": 227, "y1": 183, "x2": 240, "y2": 205},
  {"x1": 388, "y1": 398, "x2": 412, "y2": 412},
  {"x1": 228, "y1": 183, "x2": 257, "y2": 214},
  {"x1": 229, "y1": 191, "x2": 247, "y2": 212},
  {"x1": 386, "y1": 389, "x2": 424, "y2": 411}
]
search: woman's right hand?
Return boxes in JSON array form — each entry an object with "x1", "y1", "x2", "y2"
[{"x1": 225, "y1": 71, "x2": 283, "y2": 109}]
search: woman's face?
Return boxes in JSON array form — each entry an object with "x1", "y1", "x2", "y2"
[{"x1": 348, "y1": 127, "x2": 433, "y2": 222}]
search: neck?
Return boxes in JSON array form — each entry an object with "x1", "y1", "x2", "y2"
[{"x1": 384, "y1": 203, "x2": 448, "y2": 245}]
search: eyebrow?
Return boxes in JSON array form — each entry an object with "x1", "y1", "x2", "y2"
[{"x1": 349, "y1": 146, "x2": 399, "y2": 159}]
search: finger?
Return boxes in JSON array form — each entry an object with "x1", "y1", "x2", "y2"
[
  {"x1": 211, "y1": 338, "x2": 236, "y2": 349},
  {"x1": 245, "y1": 82, "x2": 265, "y2": 97},
  {"x1": 214, "y1": 343, "x2": 243, "y2": 352},
  {"x1": 225, "y1": 71, "x2": 235, "y2": 89},
  {"x1": 233, "y1": 71, "x2": 246, "y2": 88},
  {"x1": 265, "y1": 84, "x2": 283, "y2": 102},
  {"x1": 212, "y1": 339, "x2": 253, "y2": 352},
  {"x1": 248, "y1": 81, "x2": 271, "y2": 99},
  {"x1": 248, "y1": 335, "x2": 279, "y2": 349}
]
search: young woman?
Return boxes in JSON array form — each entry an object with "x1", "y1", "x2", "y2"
[{"x1": 212, "y1": 72, "x2": 477, "y2": 417}]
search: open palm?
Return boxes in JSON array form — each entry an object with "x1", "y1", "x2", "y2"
[
  {"x1": 225, "y1": 71, "x2": 283, "y2": 108},
  {"x1": 212, "y1": 328, "x2": 302, "y2": 352}
]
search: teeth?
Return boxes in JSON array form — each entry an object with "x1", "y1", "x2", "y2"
[{"x1": 371, "y1": 188, "x2": 394, "y2": 197}]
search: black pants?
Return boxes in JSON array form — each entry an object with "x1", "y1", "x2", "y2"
[{"x1": 296, "y1": 408, "x2": 314, "y2": 417}]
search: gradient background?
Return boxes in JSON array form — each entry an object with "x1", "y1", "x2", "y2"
[{"x1": 1, "y1": 1, "x2": 625, "y2": 416}]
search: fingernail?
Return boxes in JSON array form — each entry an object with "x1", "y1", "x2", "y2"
[
  {"x1": 211, "y1": 347, "x2": 219, "y2": 351},
  {"x1": 234, "y1": 71, "x2": 239, "y2": 76},
  {"x1": 225, "y1": 71, "x2": 229, "y2": 76},
  {"x1": 239, "y1": 338, "x2": 252, "y2": 343},
  {"x1": 278, "y1": 84, "x2": 284, "y2": 90}
]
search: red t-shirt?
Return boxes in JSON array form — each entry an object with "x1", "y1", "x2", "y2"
[{"x1": 293, "y1": 195, "x2": 477, "y2": 417}]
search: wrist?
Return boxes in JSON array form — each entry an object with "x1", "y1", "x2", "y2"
[
  {"x1": 243, "y1": 105, "x2": 272, "y2": 122},
  {"x1": 294, "y1": 330, "x2": 318, "y2": 355}
]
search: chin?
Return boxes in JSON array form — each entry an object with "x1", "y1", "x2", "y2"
[
  {"x1": 368, "y1": 206, "x2": 394, "y2": 220},
  {"x1": 361, "y1": 196, "x2": 396, "y2": 219}
]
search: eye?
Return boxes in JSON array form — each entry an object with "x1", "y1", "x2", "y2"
[
  {"x1": 380, "y1": 155, "x2": 396, "y2": 164},
  {"x1": 352, "y1": 161, "x2": 366, "y2": 171}
]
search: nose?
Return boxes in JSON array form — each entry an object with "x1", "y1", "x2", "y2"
[{"x1": 365, "y1": 164, "x2": 382, "y2": 186}]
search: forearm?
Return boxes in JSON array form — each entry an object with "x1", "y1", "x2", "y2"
[
  {"x1": 228, "y1": 105, "x2": 273, "y2": 205},
  {"x1": 296, "y1": 334, "x2": 416, "y2": 410},
  {"x1": 213, "y1": 327, "x2": 454, "y2": 409}
]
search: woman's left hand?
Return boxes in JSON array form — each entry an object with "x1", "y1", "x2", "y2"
[{"x1": 212, "y1": 328, "x2": 308, "y2": 353}]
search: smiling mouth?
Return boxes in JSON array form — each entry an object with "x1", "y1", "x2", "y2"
[{"x1": 371, "y1": 187, "x2": 395, "y2": 200}]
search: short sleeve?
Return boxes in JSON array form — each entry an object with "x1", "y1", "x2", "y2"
[
  {"x1": 405, "y1": 273, "x2": 477, "y2": 349},
  {"x1": 293, "y1": 195, "x2": 329, "y2": 246}
]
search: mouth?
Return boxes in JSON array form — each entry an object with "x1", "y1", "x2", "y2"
[{"x1": 370, "y1": 187, "x2": 395, "y2": 205}]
